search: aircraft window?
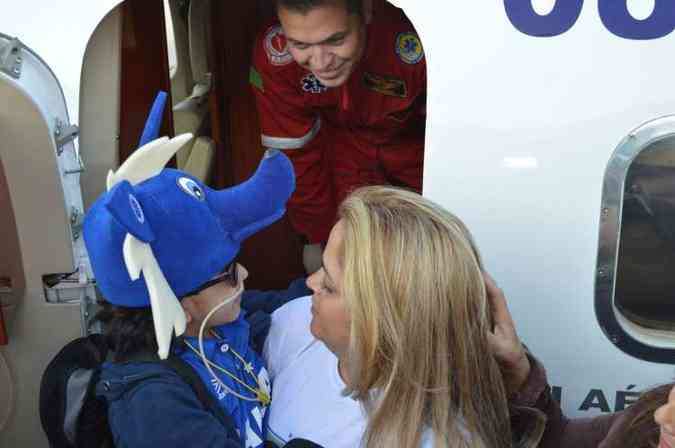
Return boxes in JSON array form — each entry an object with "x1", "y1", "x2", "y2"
[
  {"x1": 616, "y1": 146, "x2": 675, "y2": 331},
  {"x1": 164, "y1": 0, "x2": 178, "y2": 78},
  {"x1": 597, "y1": 117, "x2": 675, "y2": 363}
]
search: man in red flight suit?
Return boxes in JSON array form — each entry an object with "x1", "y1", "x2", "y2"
[{"x1": 250, "y1": 0, "x2": 426, "y2": 270}]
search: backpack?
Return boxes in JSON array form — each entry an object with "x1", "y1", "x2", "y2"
[{"x1": 39, "y1": 333, "x2": 237, "y2": 448}]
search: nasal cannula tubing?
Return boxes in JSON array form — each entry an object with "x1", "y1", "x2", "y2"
[{"x1": 196, "y1": 272, "x2": 265, "y2": 403}]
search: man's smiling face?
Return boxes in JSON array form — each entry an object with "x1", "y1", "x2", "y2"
[{"x1": 278, "y1": 0, "x2": 367, "y2": 88}]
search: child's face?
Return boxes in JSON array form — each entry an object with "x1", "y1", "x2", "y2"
[{"x1": 183, "y1": 264, "x2": 248, "y2": 328}]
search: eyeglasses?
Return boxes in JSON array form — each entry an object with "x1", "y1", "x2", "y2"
[{"x1": 182, "y1": 260, "x2": 238, "y2": 298}]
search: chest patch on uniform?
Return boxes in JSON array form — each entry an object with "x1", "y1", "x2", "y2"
[
  {"x1": 395, "y1": 32, "x2": 424, "y2": 65},
  {"x1": 363, "y1": 72, "x2": 407, "y2": 98},
  {"x1": 264, "y1": 25, "x2": 293, "y2": 66},
  {"x1": 301, "y1": 74, "x2": 327, "y2": 93}
]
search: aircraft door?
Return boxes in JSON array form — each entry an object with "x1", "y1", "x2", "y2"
[
  {"x1": 0, "y1": 34, "x2": 93, "y2": 446},
  {"x1": 0, "y1": 157, "x2": 20, "y2": 435}
]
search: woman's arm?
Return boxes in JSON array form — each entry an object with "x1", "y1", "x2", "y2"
[
  {"x1": 242, "y1": 278, "x2": 312, "y2": 352},
  {"x1": 242, "y1": 278, "x2": 311, "y2": 315},
  {"x1": 510, "y1": 352, "x2": 622, "y2": 448},
  {"x1": 484, "y1": 272, "x2": 623, "y2": 447}
]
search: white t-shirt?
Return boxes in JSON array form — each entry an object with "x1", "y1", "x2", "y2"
[
  {"x1": 263, "y1": 297, "x2": 441, "y2": 447},
  {"x1": 263, "y1": 297, "x2": 367, "y2": 447}
]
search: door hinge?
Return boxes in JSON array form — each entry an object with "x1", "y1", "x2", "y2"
[
  {"x1": 55, "y1": 118, "x2": 80, "y2": 153},
  {"x1": 0, "y1": 37, "x2": 23, "y2": 79}
]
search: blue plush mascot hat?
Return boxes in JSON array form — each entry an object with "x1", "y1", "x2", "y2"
[{"x1": 83, "y1": 133, "x2": 295, "y2": 359}]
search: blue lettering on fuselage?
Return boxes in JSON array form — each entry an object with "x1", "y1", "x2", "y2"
[
  {"x1": 504, "y1": 0, "x2": 583, "y2": 37},
  {"x1": 504, "y1": 0, "x2": 675, "y2": 40},
  {"x1": 599, "y1": 1, "x2": 675, "y2": 40}
]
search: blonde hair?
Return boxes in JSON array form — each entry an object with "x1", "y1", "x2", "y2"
[{"x1": 338, "y1": 186, "x2": 512, "y2": 448}]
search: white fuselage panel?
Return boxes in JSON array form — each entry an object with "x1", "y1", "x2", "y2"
[{"x1": 394, "y1": 0, "x2": 675, "y2": 417}]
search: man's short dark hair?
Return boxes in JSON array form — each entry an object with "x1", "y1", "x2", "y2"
[{"x1": 276, "y1": 0, "x2": 363, "y2": 17}]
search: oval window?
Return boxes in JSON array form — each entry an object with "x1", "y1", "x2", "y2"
[{"x1": 597, "y1": 116, "x2": 675, "y2": 363}]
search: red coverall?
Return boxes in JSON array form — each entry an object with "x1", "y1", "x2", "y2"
[{"x1": 251, "y1": 0, "x2": 426, "y2": 243}]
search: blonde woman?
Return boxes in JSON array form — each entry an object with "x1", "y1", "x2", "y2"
[{"x1": 263, "y1": 186, "x2": 546, "y2": 447}]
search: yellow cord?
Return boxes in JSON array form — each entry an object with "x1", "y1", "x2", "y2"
[
  {"x1": 184, "y1": 339, "x2": 270, "y2": 406},
  {"x1": 194, "y1": 266, "x2": 271, "y2": 407}
]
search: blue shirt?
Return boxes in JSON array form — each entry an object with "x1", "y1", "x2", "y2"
[{"x1": 177, "y1": 315, "x2": 270, "y2": 448}]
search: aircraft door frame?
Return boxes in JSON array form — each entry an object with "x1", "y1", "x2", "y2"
[
  {"x1": 597, "y1": 115, "x2": 675, "y2": 363},
  {"x1": 0, "y1": 32, "x2": 93, "y2": 446}
]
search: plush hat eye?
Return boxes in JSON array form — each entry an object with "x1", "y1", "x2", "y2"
[{"x1": 177, "y1": 177, "x2": 205, "y2": 201}]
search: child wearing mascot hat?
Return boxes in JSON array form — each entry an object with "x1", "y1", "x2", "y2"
[{"x1": 83, "y1": 132, "x2": 295, "y2": 448}]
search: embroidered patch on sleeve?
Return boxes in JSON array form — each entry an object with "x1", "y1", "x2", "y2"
[
  {"x1": 264, "y1": 25, "x2": 293, "y2": 66},
  {"x1": 363, "y1": 72, "x2": 407, "y2": 98},
  {"x1": 395, "y1": 32, "x2": 424, "y2": 65},
  {"x1": 249, "y1": 67, "x2": 264, "y2": 92}
]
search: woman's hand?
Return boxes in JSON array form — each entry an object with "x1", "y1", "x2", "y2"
[
  {"x1": 654, "y1": 386, "x2": 675, "y2": 448},
  {"x1": 484, "y1": 272, "x2": 531, "y2": 396}
]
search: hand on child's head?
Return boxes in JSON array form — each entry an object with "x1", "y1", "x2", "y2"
[{"x1": 655, "y1": 386, "x2": 675, "y2": 448}]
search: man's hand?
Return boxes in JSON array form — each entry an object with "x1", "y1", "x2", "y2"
[
  {"x1": 485, "y1": 272, "x2": 531, "y2": 396},
  {"x1": 655, "y1": 386, "x2": 675, "y2": 448}
]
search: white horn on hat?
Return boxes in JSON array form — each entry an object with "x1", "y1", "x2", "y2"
[
  {"x1": 123, "y1": 233, "x2": 186, "y2": 360},
  {"x1": 106, "y1": 133, "x2": 194, "y2": 191}
]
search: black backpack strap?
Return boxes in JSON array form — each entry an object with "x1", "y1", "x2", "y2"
[{"x1": 162, "y1": 356, "x2": 240, "y2": 442}]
